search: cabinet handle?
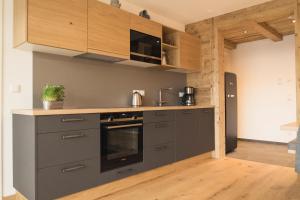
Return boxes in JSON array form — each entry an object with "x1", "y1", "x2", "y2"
[
  {"x1": 155, "y1": 122, "x2": 169, "y2": 129},
  {"x1": 117, "y1": 168, "x2": 134, "y2": 174},
  {"x1": 154, "y1": 145, "x2": 168, "y2": 151},
  {"x1": 61, "y1": 118, "x2": 85, "y2": 123},
  {"x1": 61, "y1": 164, "x2": 86, "y2": 173},
  {"x1": 61, "y1": 133, "x2": 86, "y2": 140},
  {"x1": 155, "y1": 112, "x2": 167, "y2": 117},
  {"x1": 182, "y1": 111, "x2": 193, "y2": 115}
]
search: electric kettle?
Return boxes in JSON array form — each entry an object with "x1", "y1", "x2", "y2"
[{"x1": 132, "y1": 92, "x2": 143, "y2": 107}]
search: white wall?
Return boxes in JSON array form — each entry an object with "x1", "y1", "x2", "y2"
[
  {"x1": 1, "y1": 0, "x2": 184, "y2": 197},
  {"x1": 226, "y1": 35, "x2": 296, "y2": 143},
  {"x1": 2, "y1": 0, "x2": 33, "y2": 196},
  {"x1": 0, "y1": 0, "x2": 3, "y2": 197}
]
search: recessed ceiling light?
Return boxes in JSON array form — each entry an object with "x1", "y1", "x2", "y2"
[
  {"x1": 293, "y1": 19, "x2": 296, "y2": 23},
  {"x1": 243, "y1": 30, "x2": 248, "y2": 34}
]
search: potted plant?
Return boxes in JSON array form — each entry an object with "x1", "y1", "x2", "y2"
[{"x1": 42, "y1": 84, "x2": 65, "y2": 110}]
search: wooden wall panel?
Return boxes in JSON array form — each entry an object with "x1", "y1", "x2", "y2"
[{"x1": 186, "y1": 0, "x2": 295, "y2": 159}]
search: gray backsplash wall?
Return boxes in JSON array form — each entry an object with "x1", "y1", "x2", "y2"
[{"x1": 33, "y1": 52, "x2": 187, "y2": 108}]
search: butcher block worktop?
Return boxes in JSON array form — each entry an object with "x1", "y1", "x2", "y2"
[{"x1": 12, "y1": 105, "x2": 214, "y2": 116}]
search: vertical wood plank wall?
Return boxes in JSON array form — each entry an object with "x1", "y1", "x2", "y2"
[{"x1": 186, "y1": 0, "x2": 295, "y2": 158}]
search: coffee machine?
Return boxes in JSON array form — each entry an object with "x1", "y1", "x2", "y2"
[{"x1": 182, "y1": 87, "x2": 196, "y2": 106}]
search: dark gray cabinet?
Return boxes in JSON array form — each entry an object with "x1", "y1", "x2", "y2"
[
  {"x1": 13, "y1": 108, "x2": 214, "y2": 200},
  {"x1": 198, "y1": 108, "x2": 215, "y2": 154},
  {"x1": 143, "y1": 111, "x2": 175, "y2": 170},
  {"x1": 175, "y1": 108, "x2": 215, "y2": 161},
  {"x1": 13, "y1": 114, "x2": 101, "y2": 200}
]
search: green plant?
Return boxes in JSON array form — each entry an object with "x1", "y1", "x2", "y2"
[{"x1": 42, "y1": 85, "x2": 65, "y2": 102}]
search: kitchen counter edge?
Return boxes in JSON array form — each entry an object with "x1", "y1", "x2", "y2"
[{"x1": 12, "y1": 105, "x2": 215, "y2": 116}]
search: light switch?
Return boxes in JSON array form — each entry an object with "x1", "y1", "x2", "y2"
[{"x1": 9, "y1": 84, "x2": 21, "y2": 93}]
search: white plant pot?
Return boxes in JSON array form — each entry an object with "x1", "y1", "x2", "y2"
[{"x1": 43, "y1": 101, "x2": 64, "y2": 110}]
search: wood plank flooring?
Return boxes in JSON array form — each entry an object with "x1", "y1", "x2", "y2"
[
  {"x1": 58, "y1": 155, "x2": 300, "y2": 200},
  {"x1": 227, "y1": 140, "x2": 295, "y2": 168}
]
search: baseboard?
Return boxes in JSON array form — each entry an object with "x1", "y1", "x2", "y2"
[{"x1": 238, "y1": 138, "x2": 287, "y2": 145}]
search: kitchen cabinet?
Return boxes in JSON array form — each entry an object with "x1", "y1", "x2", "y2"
[
  {"x1": 179, "y1": 32, "x2": 201, "y2": 71},
  {"x1": 13, "y1": 108, "x2": 214, "y2": 200},
  {"x1": 13, "y1": 114, "x2": 100, "y2": 200},
  {"x1": 130, "y1": 14, "x2": 162, "y2": 38},
  {"x1": 198, "y1": 108, "x2": 215, "y2": 154},
  {"x1": 88, "y1": 0, "x2": 130, "y2": 59},
  {"x1": 175, "y1": 108, "x2": 214, "y2": 161},
  {"x1": 14, "y1": 0, "x2": 88, "y2": 55},
  {"x1": 144, "y1": 111, "x2": 175, "y2": 170}
]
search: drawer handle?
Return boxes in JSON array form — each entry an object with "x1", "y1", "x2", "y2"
[
  {"x1": 61, "y1": 133, "x2": 86, "y2": 140},
  {"x1": 155, "y1": 112, "x2": 167, "y2": 117},
  {"x1": 154, "y1": 145, "x2": 168, "y2": 151},
  {"x1": 61, "y1": 164, "x2": 86, "y2": 173},
  {"x1": 117, "y1": 168, "x2": 134, "y2": 174},
  {"x1": 155, "y1": 123, "x2": 169, "y2": 129},
  {"x1": 182, "y1": 111, "x2": 193, "y2": 115},
  {"x1": 61, "y1": 118, "x2": 85, "y2": 123}
]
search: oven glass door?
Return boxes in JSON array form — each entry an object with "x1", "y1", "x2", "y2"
[{"x1": 101, "y1": 122, "x2": 143, "y2": 172}]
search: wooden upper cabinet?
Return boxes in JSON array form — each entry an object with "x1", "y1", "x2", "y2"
[
  {"x1": 179, "y1": 32, "x2": 201, "y2": 71},
  {"x1": 25, "y1": 0, "x2": 87, "y2": 52},
  {"x1": 130, "y1": 14, "x2": 162, "y2": 38},
  {"x1": 88, "y1": 0, "x2": 130, "y2": 59}
]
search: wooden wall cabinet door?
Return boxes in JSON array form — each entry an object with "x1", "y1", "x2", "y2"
[
  {"x1": 88, "y1": 0, "x2": 130, "y2": 59},
  {"x1": 27, "y1": 0, "x2": 88, "y2": 52},
  {"x1": 130, "y1": 14, "x2": 162, "y2": 38},
  {"x1": 179, "y1": 32, "x2": 201, "y2": 71}
]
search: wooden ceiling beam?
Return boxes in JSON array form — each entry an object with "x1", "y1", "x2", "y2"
[
  {"x1": 224, "y1": 39, "x2": 237, "y2": 50},
  {"x1": 244, "y1": 20, "x2": 283, "y2": 42}
]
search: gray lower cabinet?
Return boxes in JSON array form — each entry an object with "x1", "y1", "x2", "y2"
[
  {"x1": 143, "y1": 111, "x2": 175, "y2": 170},
  {"x1": 13, "y1": 114, "x2": 101, "y2": 200},
  {"x1": 13, "y1": 108, "x2": 214, "y2": 200},
  {"x1": 175, "y1": 108, "x2": 215, "y2": 161},
  {"x1": 144, "y1": 143, "x2": 175, "y2": 170},
  {"x1": 38, "y1": 158, "x2": 99, "y2": 200}
]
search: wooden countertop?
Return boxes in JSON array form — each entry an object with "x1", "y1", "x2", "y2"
[
  {"x1": 280, "y1": 122, "x2": 299, "y2": 132},
  {"x1": 12, "y1": 105, "x2": 214, "y2": 116}
]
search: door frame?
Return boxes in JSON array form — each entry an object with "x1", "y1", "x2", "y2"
[{"x1": 0, "y1": 0, "x2": 3, "y2": 197}]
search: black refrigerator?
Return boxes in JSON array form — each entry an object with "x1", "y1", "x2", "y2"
[{"x1": 225, "y1": 72, "x2": 238, "y2": 153}]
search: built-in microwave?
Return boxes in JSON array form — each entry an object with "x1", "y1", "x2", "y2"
[{"x1": 130, "y1": 30, "x2": 161, "y2": 65}]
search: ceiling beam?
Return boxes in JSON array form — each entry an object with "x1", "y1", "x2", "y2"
[
  {"x1": 224, "y1": 39, "x2": 237, "y2": 50},
  {"x1": 245, "y1": 20, "x2": 283, "y2": 42}
]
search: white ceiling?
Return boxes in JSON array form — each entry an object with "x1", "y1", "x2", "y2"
[{"x1": 126, "y1": 0, "x2": 272, "y2": 24}]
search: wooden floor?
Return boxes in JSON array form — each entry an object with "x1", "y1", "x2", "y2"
[
  {"x1": 227, "y1": 140, "x2": 295, "y2": 168},
  {"x1": 58, "y1": 155, "x2": 300, "y2": 200}
]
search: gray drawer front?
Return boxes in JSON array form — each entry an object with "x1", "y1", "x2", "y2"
[
  {"x1": 144, "y1": 121, "x2": 175, "y2": 147},
  {"x1": 144, "y1": 110, "x2": 175, "y2": 123},
  {"x1": 37, "y1": 114, "x2": 100, "y2": 133},
  {"x1": 144, "y1": 142, "x2": 175, "y2": 170},
  {"x1": 98, "y1": 163, "x2": 144, "y2": 184},
  {"x1": 38, "y1": 158, "x2": 99, "y2": 200},
  {"x1": 176, "y1": 109, "x2": 197, "y2": 120},
  {"x1": 38, "y1": 129, "x2": 100, "y2": 169}
]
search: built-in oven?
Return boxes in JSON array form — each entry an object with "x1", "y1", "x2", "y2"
[
  {"x1": 100, "y1": 112, "x2": 143, "y2": 172},
  {"x1": 130, "y1": 30, "x2": 161, "y2": 65}
]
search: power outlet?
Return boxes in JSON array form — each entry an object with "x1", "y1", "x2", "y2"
[
  {"x1": 179, "y1": 92, "x2": 185, "y2": 98},
  {"x1": 133, "y1": 90, "x2": 145, "y2": 96}
]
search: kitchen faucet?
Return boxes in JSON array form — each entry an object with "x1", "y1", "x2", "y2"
[{"x1": 158, "y1": 88, "x2": 173, "y2": 106}]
